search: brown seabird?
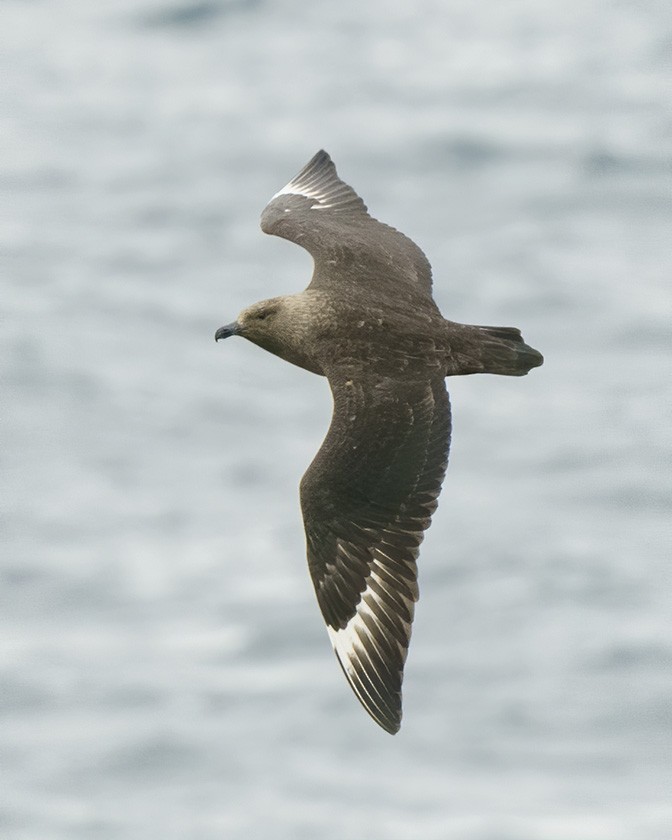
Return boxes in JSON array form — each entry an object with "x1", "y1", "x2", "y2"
[{"x1": 215, "y1": 150, "x2": 543, "y2": 734}]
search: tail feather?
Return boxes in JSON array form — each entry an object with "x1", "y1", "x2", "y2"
[{"x1": 474, "y1": 325, "x2": 544, "y2": 377}]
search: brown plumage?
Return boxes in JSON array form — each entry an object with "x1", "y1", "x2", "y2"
[{"x1": 215, "y1": 150, "x2": 543, "y2": 733}]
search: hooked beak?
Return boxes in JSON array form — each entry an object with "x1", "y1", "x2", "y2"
[{"x1": 215, "y1": 322, "x2": 239, "y2": 342}]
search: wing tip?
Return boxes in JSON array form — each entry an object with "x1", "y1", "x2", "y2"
[
  {"x1": 287, "y1": 148, "x2": 334, "y2": 188},
  {"x1": 265, "y1": 150, "x2": 369, "y2": 220},
  {"x1": 330, "y1": 640, "x2": 404, "y2": 735},
  {"x1": 311, "y1": 148, "x2": 332, "y2": 165},
  {"x1": 380, "y1": 713, "x2": 402, "y2": 735}
]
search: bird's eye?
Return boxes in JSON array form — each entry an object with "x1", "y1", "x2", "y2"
[{"x1": 256, "y1": 312, "x2": 268, "y2": 320}]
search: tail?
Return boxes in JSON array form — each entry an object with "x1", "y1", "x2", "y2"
[{"x1": 472, "y1": 325, "x2": 544, "y2": 376}]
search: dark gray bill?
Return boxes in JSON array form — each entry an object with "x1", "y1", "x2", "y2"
[{"x1": 215, "y1": 323, "x2": 239, "y2": 341}]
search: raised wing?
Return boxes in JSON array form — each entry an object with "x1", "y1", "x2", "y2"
[
  {"x1": 300, "y1": 369, "x2": 451, "y2": 733},
  {"x1": 260, "y1": 151, "x2": 436, "y2": 302}
]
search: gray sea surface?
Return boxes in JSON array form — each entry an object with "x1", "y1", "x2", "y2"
[{"x1": 2, "y1": 1, "x2": 671, "y2": 838}]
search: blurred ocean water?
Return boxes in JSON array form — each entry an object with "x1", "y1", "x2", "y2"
[{"x1": 2, "y1": 1, "x2": 671, "y2": 838}]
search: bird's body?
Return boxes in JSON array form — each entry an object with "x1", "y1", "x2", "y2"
[{"x1": 216, "y1": 151, "x2": 543, "y2": 734}]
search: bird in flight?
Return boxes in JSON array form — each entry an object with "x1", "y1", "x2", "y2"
[{"x1": 215, "y1": 150, "x2": 543, "y2": 733}]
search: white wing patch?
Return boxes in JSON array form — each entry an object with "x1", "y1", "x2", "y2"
[
  {"x1": 272, "y1": 181, "x2": 335, "y2": 209},
  {"x1": 326, "y1": 554, "x2": 415, "y2": 730}
]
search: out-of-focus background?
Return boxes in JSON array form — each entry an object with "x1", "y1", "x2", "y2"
[{"x1": 2, "y1": 1, "x2": 670, "y2": 838}]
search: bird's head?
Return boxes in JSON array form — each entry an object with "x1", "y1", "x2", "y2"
[
  {"x1": 215, "y1": 293, "x2": 325, "y2": 375},
  {"x1": 214, "y1": 297, "x2": 285, "y2": 346}
]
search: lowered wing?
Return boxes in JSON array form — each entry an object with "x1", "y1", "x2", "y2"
[{"x1": 300, "y1": 368, "x2": 451, "y2": 733}]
